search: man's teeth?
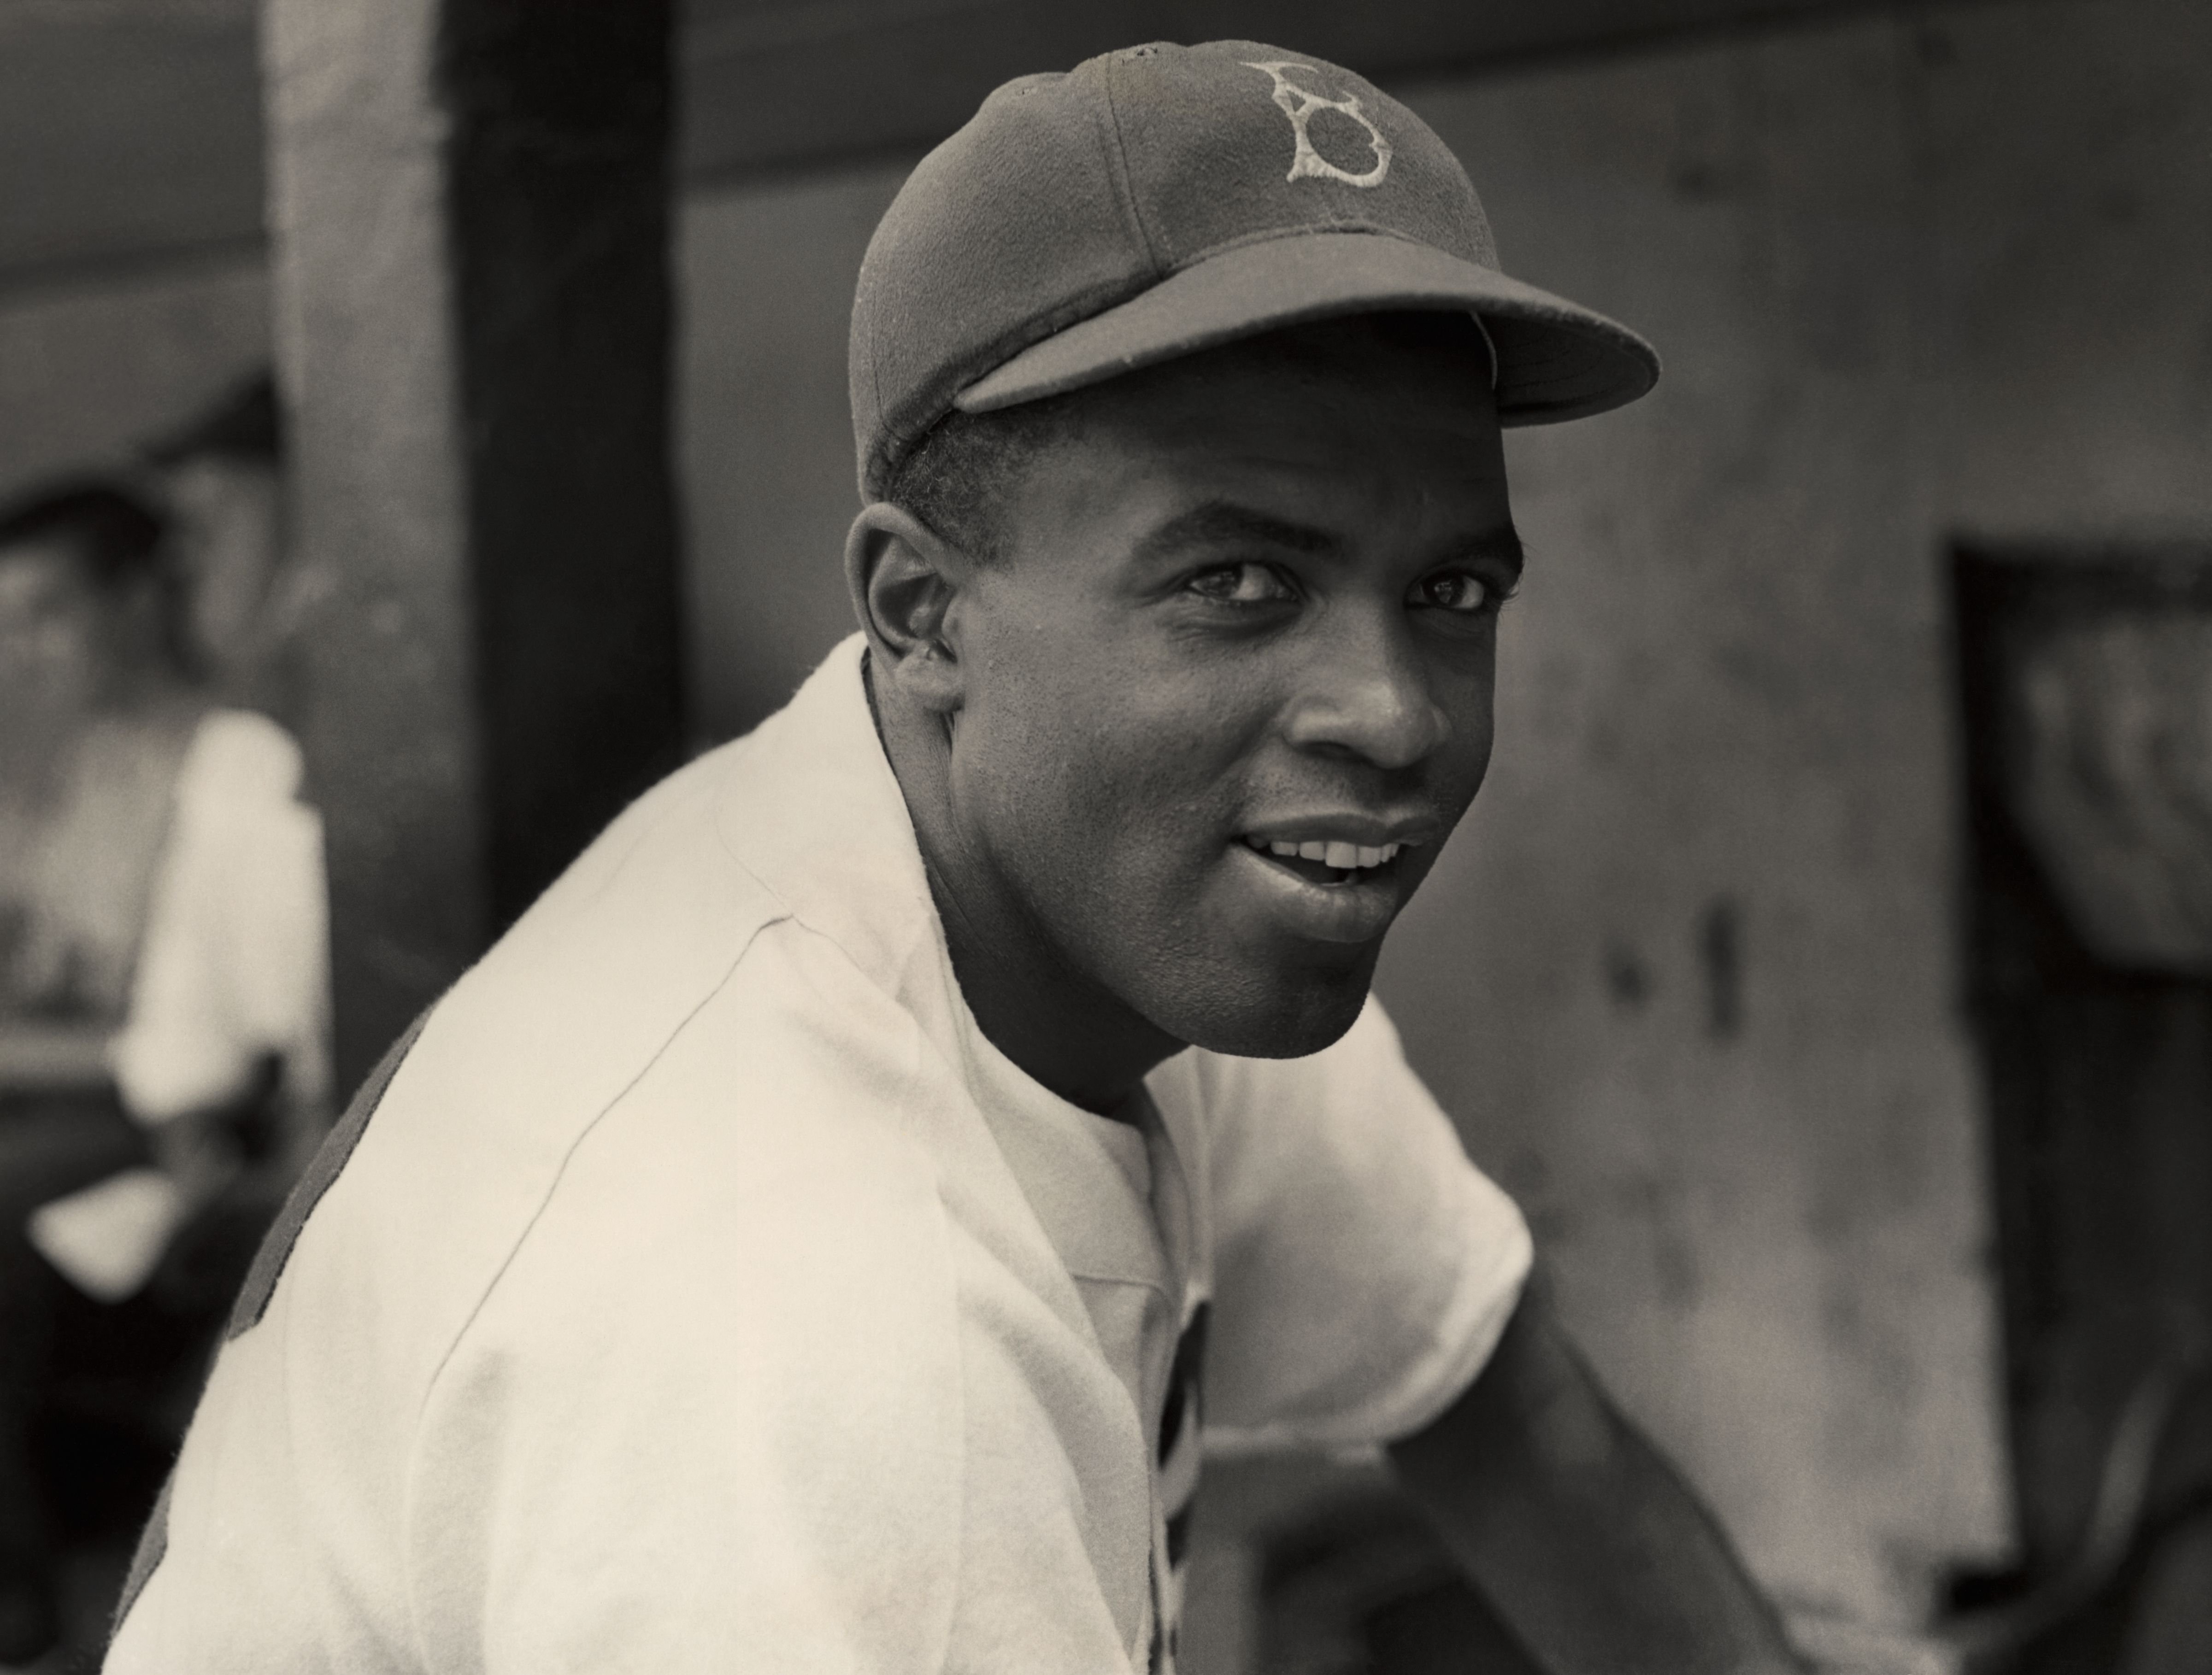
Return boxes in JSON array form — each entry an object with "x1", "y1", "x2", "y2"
[{"x1": 1260, "y1": 838, "x2": 1401, "y2": 870}]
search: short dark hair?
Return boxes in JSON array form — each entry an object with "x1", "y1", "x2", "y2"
[
  {"x1": 0, "y1": 480, "x2": 166, "y2": 588},
  {"x1": 0, "y1": 478, "x2": 194, "y2": 674},
  {"x1": 882, "y1": 311, "x2": 1494, "y2": 561},
  {"x1": 883, "y1": 393, "x2": 1086, "y2": 564},
  {"x1": 144, "y1": 371, "x2": 282, "y2": 467}
]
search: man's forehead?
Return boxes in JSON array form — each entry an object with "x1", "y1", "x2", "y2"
[
  {"x1": 996, "y1": 435, "x2": 1519, "y2": 584},
  {"x1": 1015, "y1": 329, "x2": 1506, "y2": 500}
]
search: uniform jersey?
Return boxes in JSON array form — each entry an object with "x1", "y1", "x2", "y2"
[{"x1": 108, "y1": 635, "x2": 1530, "y2": 1675}]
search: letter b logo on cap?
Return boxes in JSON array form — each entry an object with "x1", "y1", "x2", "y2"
[{"x1": 1243, "y1": 60, "x2": 1394, "y2": 188}]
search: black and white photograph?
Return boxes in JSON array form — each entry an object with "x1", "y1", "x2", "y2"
[{"x1": 1, "y1": 2, "x2": 2208, "y2": 1671}]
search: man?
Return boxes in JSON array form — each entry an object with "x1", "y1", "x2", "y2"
[
  {"x1": 109, "y1": 41, "x2": 1810, "y2": 1675},
  {"x1": 141, "y1": 374, "x2": 291, "y2": 710},
  {"x1": 0, "y1": 481, "x2": 328, "y2": 1666}
]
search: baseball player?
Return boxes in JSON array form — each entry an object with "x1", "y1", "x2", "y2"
[{"x1": 109, "y1": 41, "x2": 1810, "y2": 1675}]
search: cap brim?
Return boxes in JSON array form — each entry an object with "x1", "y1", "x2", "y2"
[{"x1": 955, "y1": 231, "x2": 1658, "y2": 426}]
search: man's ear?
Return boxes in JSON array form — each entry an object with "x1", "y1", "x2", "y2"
[{"x1": 843, "y1": 501, "x2": 968, "y2": 714}]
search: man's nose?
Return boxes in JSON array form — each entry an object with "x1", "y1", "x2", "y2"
[{"x1": 1280, "y1": 609, "x2": 1451, "y2": 771}]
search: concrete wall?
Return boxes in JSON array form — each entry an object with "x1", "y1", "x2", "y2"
[
  {"x1": 1380, "y1": 18, "x2": 1999, "y2": 1625},
  {"x1": 678, "y1": 165, "x2": 907, "y2": 741},
  {"x1": 673, "y1": 0, "x2": 2212, "y2": 1625},
  {"x1": 1373, "y1": 0, "x2": 2211, "y2": 1622}
]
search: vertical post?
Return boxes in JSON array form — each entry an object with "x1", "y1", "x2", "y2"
[{"x1": 263, "y1": 0, "x2": 684, "y2": 1091}]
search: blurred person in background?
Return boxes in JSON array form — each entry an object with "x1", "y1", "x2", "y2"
[
  {"x1": 141, "y1": 374, "x2": 295, "y2": 716},
  {"x1": 0, "y1": 478, "x2": 328, "y2": 1667}
]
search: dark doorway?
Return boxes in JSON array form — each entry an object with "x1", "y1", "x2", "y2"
[{"x1": 1951, "y1": 541, "x2": 2212, "y2": 1674}]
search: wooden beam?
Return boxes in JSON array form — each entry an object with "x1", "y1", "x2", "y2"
[
  {"x1": 0, "y1": 0, "x2": 1966, "y2": 289},
  {"x1": 265, "y1": 0, "x2": 685, "y2": 1087}
]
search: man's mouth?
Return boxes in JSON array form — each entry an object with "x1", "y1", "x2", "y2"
[
  {"x1": 1229, "y1": 821, "x2": 1433, "y2": 944},
  {"x1": 1239, "y1": 835, "x2": 1405, "y2": 888}
]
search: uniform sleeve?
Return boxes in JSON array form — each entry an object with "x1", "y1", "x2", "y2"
[
  {"x1": 109, "y1": 711, "x2": 332, "y2": 1125},
  {"x1": 1187, "y1": 996, "x2": 1532, "y2": 1450}
]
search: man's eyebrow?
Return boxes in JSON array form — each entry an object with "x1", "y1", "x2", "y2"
[
  {"x1": 1130, "y1": 501, "x2": 1341, "y2": 562},
  {"x1": 1464, "y1": 526, "x2": 1527, "y2": 578},
  {"x1": 1131, "y1": 500, "x2": 1527, "y2": 577}
]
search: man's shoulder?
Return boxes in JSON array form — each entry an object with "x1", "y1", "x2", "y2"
[
  {"x1": 416, "y1": 737, "x2": 794, "y2": 1122},
  {"x1": 257, "y1": 736, "x2": 936, "y2": 1375},
  {"x1": 123, "y1": 756, "x2": 962, "y2": 1668}
]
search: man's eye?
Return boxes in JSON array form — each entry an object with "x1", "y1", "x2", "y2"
[
  {"x1": 1187, "y1": 563, "x2": 1296, "y2": 605},
  {"x1": 1414, "y1": 571, "x2": 1493, "y2": 614}
]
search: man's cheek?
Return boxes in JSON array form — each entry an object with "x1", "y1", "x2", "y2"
[{"x1": 1046, "y1": 711, "x2": 1195, "y2": 815}]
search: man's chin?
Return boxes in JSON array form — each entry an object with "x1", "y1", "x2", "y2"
[{"x1": 1150, "y1": 959, "x2": 1378, "y2": 1061}]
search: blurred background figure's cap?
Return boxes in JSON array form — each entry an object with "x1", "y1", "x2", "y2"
[{"x1": 850, "y1": 38, "x2": 1660, "y2": 499}]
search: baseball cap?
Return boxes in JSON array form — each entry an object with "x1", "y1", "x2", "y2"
[{"x1": 850, "y1": 39, "x2": 1659, "y2": 500}]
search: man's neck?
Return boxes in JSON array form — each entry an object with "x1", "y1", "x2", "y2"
[{"x1": 867, "y1": 659, "x2": 1180, "y2": 1118}]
